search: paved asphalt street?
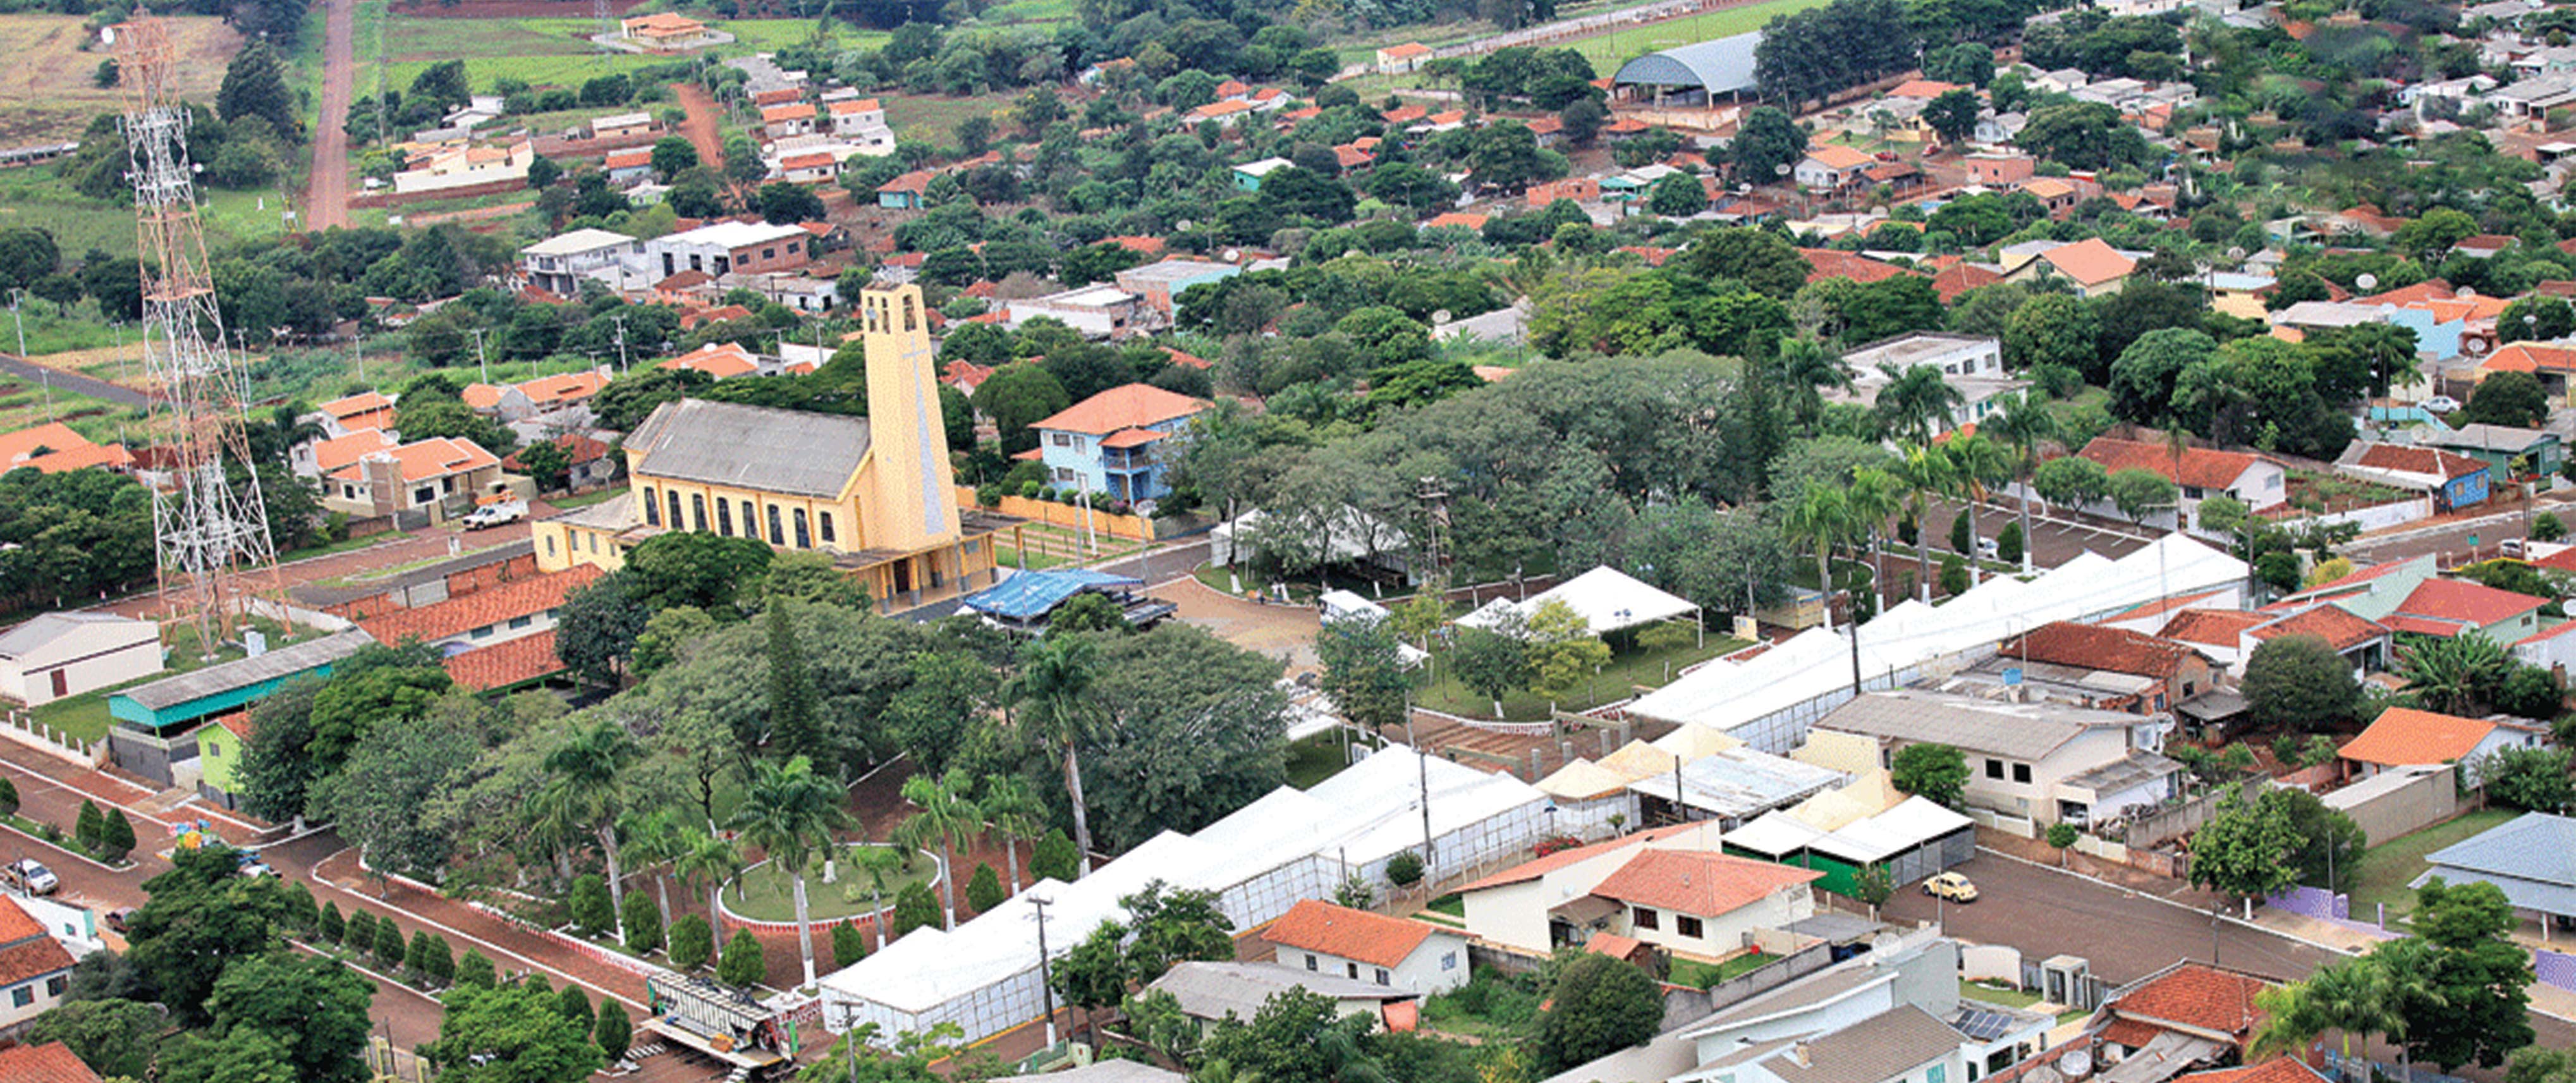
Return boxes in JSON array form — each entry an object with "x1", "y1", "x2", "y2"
[{"x1": 0, "y1": 352, "x2": 152, "y2": 409}]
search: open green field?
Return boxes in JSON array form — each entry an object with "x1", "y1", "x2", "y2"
[
  {"x1": 1566, "y1": 0, "x2": 1832, "y2": 73},
  {"x1": 2350, "y1": 808, "x2": 2515, "y2": 921},
  {"x1": 0, "y1": 14, "x2": 242, "y2": 145},
  {"x1": 355, "y1": 15, "x2": 879, "y2": 95},
  {"x1": 0, "y1": 163, "x2": 288, "y2": 262},
  {"x1": 879, "y1": 91, "x2": 1016, "y2": 147}
]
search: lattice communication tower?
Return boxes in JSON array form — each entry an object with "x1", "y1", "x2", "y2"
[{"x1": 114, "y1": 18, "x2": 284, "y2": 652}]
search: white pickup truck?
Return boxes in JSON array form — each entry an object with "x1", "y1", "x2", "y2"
[{"x1": 461, "y1": 498, "x2": 528, "y2": 530}]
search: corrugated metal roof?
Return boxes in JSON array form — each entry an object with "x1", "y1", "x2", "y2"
[
  {"x1": 114, "y1": 629, "x2": 375, "y2": 711},
  {"x1": 628, "y1": 399, "x2": 870, "y2": 498},
  {"x1": 1815, "y1": 689, "x2": 2135, "y2": 761}
]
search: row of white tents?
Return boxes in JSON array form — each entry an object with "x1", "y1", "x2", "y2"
[{"x1": 1625, "y1": 534, "x2": 2247, "y2": 753}]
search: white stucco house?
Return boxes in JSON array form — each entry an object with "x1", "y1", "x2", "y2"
[
  {"x1": 1260, "y1": 899, "x2": 1472, "y2": 996},
  {"x1": 0, "y1": 613, "x2": 162, "y2": 707}
]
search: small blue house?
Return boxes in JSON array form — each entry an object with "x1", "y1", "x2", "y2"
[
  {"x1": 1029, "y1": 383, "x2": 1210, "y2": 504},
  {"x1": 1231, "y1": 157, "x2": 1292, "y2": 192},
  {"x1": 877, "y1": 170, "x2": 931, "y2": 210},
  {"x1": 2343, "y1": 443, "x2": 2490, "y2": 511}
]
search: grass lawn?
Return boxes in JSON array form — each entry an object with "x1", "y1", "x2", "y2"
[
  {"x1": 1962, "y1": 979, "x2": 2042, "y2": 1008},
  {"x1": 728, "y1": 842, "x2": 938, "y2": 923},
  {"x1": 1188, "y1": 562, "x2": 1401, "y2": 604},
  {"x1": 996, "y1": 544, "x2": 1069, "y2": 570},
  {"x1": 1425, "y1": 893, "x2": 1464, "y2": 917},
  {"x1": 1419, "y1": 970, "x2": 1542, "y2": 1043},
  {"x1": 1415, "y1": 631, "x2": 1750, "y2": 721},
  {"x1": 1286, "y1": 729, "x2": 1383, "y2": 788},
  {"x1": 278, "y1": 531, "x2": 400, "y2": 565},
  {"x1": 1671, "y1": 951, "x2": 1774, "y2": 989},
  {"x1": 0, "y1": 164, "x2": 285, "y2": 262},
  {"x1": 2350, "y1": 809, "x2": 2517, "y2": 920}
]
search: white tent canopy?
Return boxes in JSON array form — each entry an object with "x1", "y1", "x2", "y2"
[{"x1": 1455, "y1": 566, "x2": 1699, "y2": 635}]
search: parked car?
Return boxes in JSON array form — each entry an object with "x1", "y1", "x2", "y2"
[
  {"x1": 3, "y1": 858, "x2": 60, "y2": 895},
  {"x1": 1976, "y1": 537, "x2": 1999, "y2": 560},
  {"x1": 1924, "y1": 871, "x2": 1979, "y2": 902},
  {"x1": 2424, "y1": 396, "x2": 2462, "y2": 415},
  {"x1": 2502, "y1": 539, "x2": 2525, "y2": 558},
  {"x1": 104, "y1": 907, "x2": 133, "y2": 934},
  {"x1": 461, "y1": 497, "x2": 528, "y2": 530}
]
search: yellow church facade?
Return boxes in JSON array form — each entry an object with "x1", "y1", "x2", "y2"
[{"x1": 535, "y1": 283, "x2": 1019, "y2": 609}]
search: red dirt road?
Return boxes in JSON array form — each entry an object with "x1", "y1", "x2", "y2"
[
  {"x1": 672, "y1": 81, "x2": 725, "y2": 176},
  {"x1": 305, "y1": 0, "x2": 356, "y2": 231}
]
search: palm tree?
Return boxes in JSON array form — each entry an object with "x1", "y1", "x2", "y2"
[
  {"x1": 1874, "y1": 363, "x2": 1967, "y2": 447},
  {"x1": 674, "y1": 828, "x2": 743, "y2": 934},
  {"x1": 979, "y1": 774, "x2": 1046, "y2": 895},
  {"x1": 1782, "y1": 484, "x2": 1852, "y2": 632},
  {"x1": 1895, "y1": 445, "x2": 1954, "y2": 603},
  {"x1": 1984, "y1": 391, "x2": 2058, "y2": 574},
  {"x1": 1944, "y1": 433, "x2": 2013, "y2": 587},
  {"x1": 1003, "y1": 635, "x2": 1103, "y2": 878},
  {"x1": 2254, "y1": 950, "x2": 2431, "y2": 1083},
  {"x1": 528, "y1": 719, "x2": 644, "y2": 943},
  {"x1": 729, "y1": 756, "x2": 858, "y2": 989},
  {"x1": 1850, "y1": 466, "x2": 1904, "y2": 614},
  {"x1": 890, "y1": 768, "x2": 984, "y2": 931},
  {"x1": 618, "y1": 808, "x2": 692, "y2": 938},
  {"x1": 1777, "y1": 336, "x2": 1853, "y2": 427},
  {"x1": 846, "y1": 844, "x2": 906, "y2": 952},
  {"x1": 2396, "y1": 635, "x2": 2510, "y2": 716}
]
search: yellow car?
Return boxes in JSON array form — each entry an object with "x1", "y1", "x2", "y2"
[{"x1": 1924, "y1": 872, "x2": 1979, "y2": 903}]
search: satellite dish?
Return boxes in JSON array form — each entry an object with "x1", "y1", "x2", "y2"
[
  {"x1": 100, "y1": 25, "x2": 115, "y2": 46},
  {"x1": 2227, "y1": 246, "x2": 2245, "y2": 260},
  {"x1": 2357, "y1": 272, "x2": 2379, "y2": 290},
  {"x1": 1432, "y1": 309, "x2": 1452, "y2": 324},
  {"x1": 2460, "y1": 286, "x2": 2478, "y2": 299},
  {"x1": 1869, "y1": 932, "x2": 1902, "y2": 954},
  {"x1": 2057, "y1": 1049, "x2": 2096, "y2": 1077}
]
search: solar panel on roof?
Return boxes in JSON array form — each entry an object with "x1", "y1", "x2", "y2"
[{"x1": 1953, "y1": 1007, "x2": 2022, "y2": 1041}]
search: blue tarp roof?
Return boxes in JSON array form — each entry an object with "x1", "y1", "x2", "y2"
[{"x1": 961, "y1": 569, "x2": 1145, "y2": 620}]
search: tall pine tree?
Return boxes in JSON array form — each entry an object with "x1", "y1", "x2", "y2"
[
  {"x1": 216, "y1": 41, "x2": 298, "y2": 139},
  {"x1": 766, "y1": 603, "x2": 824, "y2": 767}
]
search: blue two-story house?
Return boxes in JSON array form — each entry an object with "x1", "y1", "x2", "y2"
[{"x1": 1029, "y1": 382, "x2": 1210, "y2": 504}]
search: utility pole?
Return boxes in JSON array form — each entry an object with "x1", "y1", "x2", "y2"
[
  {"x1": 469, "y1": 327, "x2": 490, "y2": 386},
  {"x1": 609, "y1": 314, "x2": 630, "y2": 372},
  {"x1": 1403, "y1": 687, "x2": 1434, "y2": 874},
  {"x1": 1029, "y1": 895, "x2": 1059, "y2": 1049}
]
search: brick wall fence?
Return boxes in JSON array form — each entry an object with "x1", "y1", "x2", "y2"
[
  {"x1": 350, "y1": 175, "x2": 538, "y2": 211},
  {"x1": 532, "y1": 126, "x2": 671, "y2": 161}
]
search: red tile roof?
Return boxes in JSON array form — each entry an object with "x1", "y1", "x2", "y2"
[
  {"x1": 1998, "y1": 621, "x2": 2204, "y2": 678},
  {"x1": 443, "y1": 630, "x2": 568, "y2": 692},
  {"x1": 1425, "y1": 211, "x2": 1489, "y2": 230},
  {"x1": 1888, "y1": 78, "x2": 1963, "y2": 98},
  {"x1": 761, "y1": 102, "x2": 817, "y2": 123},
  {"x1": 1030, "y1": 382, "x2": 1208, "y2": 436},
  {"x1": 0, "y1": 1043, "x2": 103, "y2": 1083},
  {"x1": 606, "y1": 149, "x2": 652, "y2": 169},
  {"x1": 1383, "y1": 104, "x2": 1429, "y2": 125},
  {"x1": 1262, "y1": 899, "x2": 1451, "y2": 969},
  {"x1": 360, "y1": 565, "x2": 601, "y2": 646},
  {"x1": 2353, "y1": 444, "x2": 2487, "y2": 480},
  {"x1": 1800, "y1": 248, "x2": 1917, "y2": 285},
  {"x1": 2178, "y1": 1059, "x2": 2332, "y2": 1083},
  {"x1": 1462, "y1": 826, "x2": 1700, "y2": 891},
  {"x1": 2106, "y1": 964, "x2": 2271, "y2": 1043},
  {"x1": 2395, "y1": 577, "x2": 2545, "y2": 628},
  {"x1": 1932, "y1": 263, "x2": 2003, "y2": 302},
  {"x1": 2340, "y1": 707, "x2": 2496, "y2": 767},
  {"x1": 1161, "y1": 346, "x2": 1212, "y2": 370},
  {"x1": 2158, "y1": 608, "x2": 2266, "y2": 649},
  {"x1": 2250, "y1": 604, "x2": 2388, "y2": 651},
  {"x1": 2041, "y1": 238, "x2": 2135, "y2": 286},
  {"x1": 503, "y1": 432, "x2": 612, "y2": 470},
  {"x1": 2383, "y1": 615, "x2": 2468, "y2": 637},
  {"x1": 0, "y1": 896, "x2": 75, "y2": 987},
  {"x1": 0, "y1": 422, "x2": 133, "y2": 474},
  {"x1": 659, "y1": 342, "x2": 760, "y2": 378},
  {"x1": 1583, "y1": 931, "x2": 1647, "y2": 960},
  {"x1": 2080, "y1": 437, "x2": 2268, "y2": 491},
  {"x1": 322, "y1": 437, "x2": 501, "y2": 485},
  {"x1": 781, "y1": 152, "x2": 839, "y2": 171},
  {"x1": 2113, "y1": 587, "x2": 2234, "y2": 624},
  {"x1": 1588, "y1": 849, "x2": 1824, "y2": 915}
]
